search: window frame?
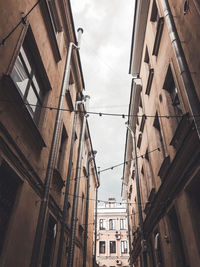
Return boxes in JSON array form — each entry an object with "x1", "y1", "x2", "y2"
[
  {"x1": 99, "y1": 219, "x2": 106, "y2": 230},
  {"x1": 163, "y1": 64, "x2": 183, "y2": 123},
  {"x1": 109, "y1": 218, "x2": 116, "y2": 230},
  {"x1": 109, "y1": 240, "x2": 116, "y2": 254},
  {"x1": 11, "y1": 42, "x2": 45, "y2": 124},
  {"x1": 120, "y1": 218, "x2": 127, "y2": 230},
  {"x1": 121, "y1": 240, "x2": 128, "y2": 254},
  {"x1": 4, "y1": 26, "x2": 51, "y2": 148},
  {"x1": 9, "y1": 26, "x2": 51, "y2": 126},
  {"x1": 57, "y1": 125, "x2": 68, "y2": 174},
  {"x1": 99, "y1": 241, "x2": 106, "y2": 254},
  {"x1": 41, "y1": 214, "x2": 57, "y2": 267}
]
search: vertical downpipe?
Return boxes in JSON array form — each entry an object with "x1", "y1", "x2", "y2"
[
  {"x1": 67, "y1": 96, "x2": 90, "y2": 267},
  {"x1": 126, "y1": 125, "x2": 147, "y2": 267},
  {"x1": 83, "y1": 153, "x2": 97, "y2": 267},
  {"x1": 93, "y1": 168, "x2": 100, "y2": 267},
  {"x1": 56, "y1": 100, "x2": 83, "y2": 267}
]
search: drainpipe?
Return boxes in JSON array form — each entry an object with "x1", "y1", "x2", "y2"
[
  {"x1": 126, "y1": 124, "x2": 147, "y2": 267},
  {"x1": 161, "y1": 0, "x2": 200, "y2": 140},
  {"x1": 56, "y1": 98, "x2": 86, "y2": 267},
  {"x1": 83, "y1": 151, "x2": 97, "y2": 267},
  {"x1": 30, "y1": 28, "x2": 84, "y2": 267},
  {"x1": 67, "y1": 95, "x2": 90, "y2": 267},
  {"x1": 123, "y1": 181, "x2": 133, "y2": 267},
  {"x1": 93, "y1": 168, "x2": 100, "y2": 267}
]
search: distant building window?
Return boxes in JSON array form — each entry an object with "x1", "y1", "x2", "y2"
[
  {"x1": 109, "y1": 219, "x2": 116, "y2": 230},
  {"x1": 121, "y1": 240, "x2": 128, "y2": 254},
  {"x1": 120, "y1": 218, "x2": 127, "y2": 230},
  {"x1": 99, "y1": 241, "x2": 106, "y2": 254},
  {"x1": 99, "y1": 219, "x2": 106, "y2": 230},
  {"x1": 110, "y1": 241, "x2": 116, "y2": 253},
  {"x1": 11, "y1": 28, "x2": 47, "y2": 125}
]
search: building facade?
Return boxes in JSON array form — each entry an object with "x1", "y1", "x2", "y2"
[
  {"x1": 96, "y1": 198, "x2": 129, "y2": 267},
  {"x1": 122, "y1": 0, "x2": 200, "y2": 267},
  {"x1": 0, "y1": 1, "x2": 99, "y2": 267}
]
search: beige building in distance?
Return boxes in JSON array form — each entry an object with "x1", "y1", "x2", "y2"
[{"x1": 96, "y1": 198, "x2": 129, "y2": 267}]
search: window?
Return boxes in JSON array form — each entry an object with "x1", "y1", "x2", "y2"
[
  {"x1": 187, "y1": 175, "x2": 200, "y2": 250},
  {"x1": 110, "y1": 241, "x2": 116, "y2": 253},
  {"x1": 99, "y1": 241, "x2": 106, "y2": 254},
  {"x1": 121, "y1": 240, "x2": 128, "y2": 254},
  {"x1": 144, "y1": 46, "x2": 150, "y2": 64},
  {"x1": 120, "y1": 218, "x2": 127, "y2": 230},
  {"x1": 168, "y1": 208, "x2": 188, "y2": 266},
  {"x1": 150, "y1": 1, "x2": 164, "y2": 56},
  {"x1": 11, "y1": 29, "x2": 46, "y2": 125},
  {"x1": 150, "y1": 0, "x2": 159, "y2": 22},
  {"x1": 154, "y1": 231, "x2": 163, "y2": 267},
  {"x1": 66, "y1": 71, "x2": 75, "y2": 112},
  {"x1": 99, "y1": 219, "x2": 106, "y2": 230},
  {"x1": 80, "y1": 193, "x2": 85, "y2": 225},
  {"x1": 153, "y1": 112, "x2": 165, "y2": 159},
  {"x1": 109, "y1": 219, "x2": 116, "y2": 230},
  {"x1": 46, "y1": 0, "x2": 62, "y2": 37},
  {"x1": 163, "y1": 65, "x2": 183, "y2": 123},
  {"x1": 137, "y1": 133, "x2": 142, "y2": 148},
  {"x1": 57, "y1": 126, "x2": 68, "y2": 173},
  {"x1": 140, "y1": 114, "x2": 146, "y2": 132},
  {"x1": 0, "y1": 163, "x2": 20, "y2": 255},
  {"x1": 42, "y1": 215, "x2": 57, "y2": 267},
  {"x1": 145, "y1": 68, "x2": 154, "y2": 95}
]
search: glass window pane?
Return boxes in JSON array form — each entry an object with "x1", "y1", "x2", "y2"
[
  {"x1": 27, "y1": 85, "x2": 38, "y2": 113},
  {"x1": 20, "y1": 47, "x2": 32, "y2": 74},
  {"x1": 32, "y1": 75, "x2": 43, "y2": 101},
  {"x1": 11, "y1": 56, "x2": 29, "y2": 96}
]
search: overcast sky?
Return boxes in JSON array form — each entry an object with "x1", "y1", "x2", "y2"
[{"x1": 71, "y1": 0, "x2": 134, "y2": 202}]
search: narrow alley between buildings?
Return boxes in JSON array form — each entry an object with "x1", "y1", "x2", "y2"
[{"x1": 0, "y1": 0, "x2": 200, "y2": 267}]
